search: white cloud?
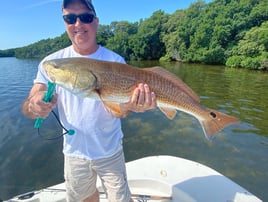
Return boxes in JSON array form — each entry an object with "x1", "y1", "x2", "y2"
[{"x1": 23, "y1": 0, "x2": 61, "y2": 10}]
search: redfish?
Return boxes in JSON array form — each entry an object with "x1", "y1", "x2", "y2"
[{"x1": 43, "y1": 58, "x2": 239, "y2": 139}]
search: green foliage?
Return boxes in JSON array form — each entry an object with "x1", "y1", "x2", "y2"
[
  {"x1": 226, "y1": 56, "x2": 244, "y2": 68},
  {"x1": 226, "y1": 21, "x2": 268, "y2": 70},
  {"x1": 129, "y1": 10, "x2": 169, "y2": 60},
  {"x1": 0, "y1": 33, "x2": 71, "y2": 59},
  {"x1": 96, "y1": 24, "x2": 113, "y2": 46},
  {"x1": 14, "y1": 32, "x2": 71, "y2": 58},
  {"x1": 162, "y1": 0, "x2": 268, "y2": 68},
  {"x1": 1, "y1": 0, "x2": 267, "y2": 71},
  {"x1": 104, "y1": 21, "x2": 139, "y2": 60},
  {"x1": 0, "y1": 49, "x2": 15, "y2": 57},
  {"x1": 259, "y1": 52, "x2": 268, "y2": 70}
]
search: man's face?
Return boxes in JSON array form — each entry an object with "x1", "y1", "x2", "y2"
[{"x1": 63, "y1": 2, "x2": 99, "y2": 54}]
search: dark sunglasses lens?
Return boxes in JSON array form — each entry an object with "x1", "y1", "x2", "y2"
[
  {"x1": 63, "y1": 14, "x2": 77, "y2": 24},
  {"x1": 63, "y1": 14, "x2": 95, "y2": 24},
  {"x1": 79, "y1": 14, "x2": 95, "y2": 23}
]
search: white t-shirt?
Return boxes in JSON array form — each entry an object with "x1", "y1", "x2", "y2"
[{"x1": 35, "y1": 45, "x2": 126, "y2": 160}]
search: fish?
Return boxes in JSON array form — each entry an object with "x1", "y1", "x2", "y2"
[{"x1": 43, "y1": 57, "x2": 240, "y2": 140}]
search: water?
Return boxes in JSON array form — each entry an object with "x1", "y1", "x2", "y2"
[{"x1": 0, "y1": 58, "x2": 267, "y2": 201}]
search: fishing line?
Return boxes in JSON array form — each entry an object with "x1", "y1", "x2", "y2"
[
  {"x1": 37, "y1": 110, "x2": 75, "y2": 140},
  {"x1": 33, "y1": 82, "x2": 75, "y2": 140}
]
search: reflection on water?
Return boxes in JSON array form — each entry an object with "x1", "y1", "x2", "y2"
[{"x1": 0, "y1": 58, "x2": 267, "y2": 201}]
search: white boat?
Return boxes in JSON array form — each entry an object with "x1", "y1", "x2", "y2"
[{"x1": 6, "y1": 155, "x2": 262, "y2": 202}]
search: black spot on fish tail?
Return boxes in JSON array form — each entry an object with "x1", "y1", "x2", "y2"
[{"x1": 210, "y1": 111, "x2": 217, "y2": 118}]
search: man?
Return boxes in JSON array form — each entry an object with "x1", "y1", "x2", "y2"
[{"x1": 21, "y1": 0, "x2": 156, "y2": 201}]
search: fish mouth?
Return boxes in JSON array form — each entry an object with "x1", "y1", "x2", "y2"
[
  {"x1": 43, "y1": 60, "x2": 59, "y2": 69},
  {"x1": 42, "y1": 61, "x2": 61, "y2": 83}
]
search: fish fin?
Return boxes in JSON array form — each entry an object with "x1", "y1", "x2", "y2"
[
  {"x1": 200, "y1": 109, "x2": 240, "y2": 140},
  {"x1": 144, "y1": 67, "x2": 200, "y2": 102},
  {"x1": 159, "y1": 107, "x2": 177, "y2": 120},
  {"x1": 102, "y1": 101, "x2": 122, "y2": 114}
]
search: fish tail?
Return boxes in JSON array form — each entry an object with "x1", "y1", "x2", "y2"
[{"x1": 200, "y1": 109, "x2": 240, "y2": 140}]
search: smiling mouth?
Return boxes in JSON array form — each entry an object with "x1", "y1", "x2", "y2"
[{"x1": 74, "y1": 30, "x2": 87, "y2": 35}]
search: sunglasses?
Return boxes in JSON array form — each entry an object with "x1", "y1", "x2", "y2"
[{"x1": 63, "y1": 13, "x2": 95, "y2": 24}]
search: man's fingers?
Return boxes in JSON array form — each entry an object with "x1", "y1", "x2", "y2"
[{"x1": 137, "y1": 83, "x2": 145, "y2": 106}]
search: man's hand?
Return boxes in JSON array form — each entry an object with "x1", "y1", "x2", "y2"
[
  {"x1": 119, "y1": 83, "x2": 157, "y2": 116},
  {"x1": 22, "y1": 83, "x2": 58, "y2": 119},
  {"x1": 28, "y1": 91, "x2": 58, "y2": 118}
]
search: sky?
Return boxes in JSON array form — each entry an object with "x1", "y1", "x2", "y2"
[{"x1": 0, "y1": 0, "x2": 208, "y2": 50}]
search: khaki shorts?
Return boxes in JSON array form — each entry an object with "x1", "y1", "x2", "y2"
[{"x1": 64, "y1": 150, "x2": 131, "y2": 202}]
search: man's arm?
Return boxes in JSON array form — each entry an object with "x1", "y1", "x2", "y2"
[{"x1": 21, "y1": 83, "x2": 57, "y2": 119}]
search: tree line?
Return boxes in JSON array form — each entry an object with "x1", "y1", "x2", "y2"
[{"x1": 1, "y1": 0, "x2": 267, "y2": 70}]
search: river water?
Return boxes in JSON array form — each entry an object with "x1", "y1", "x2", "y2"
[{"x1": 0, "y1": 57, "x2": 267, "y2": 201}]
